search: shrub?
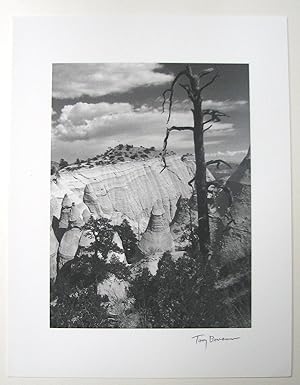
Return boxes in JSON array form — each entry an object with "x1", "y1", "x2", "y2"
[
  {"x1": 130, "y1": 250, "x2": 223, "y2": 328},
  {"x1": 59, "y1": 158, "x2": 68, "y2": 168},
  {"x1": 50, "y1": 283, "x2": 112, "y2": 328},
  {"x1": 84, "y1": 217, "x2": 123, "y2": 260},
  {"x1": 50, "y1": 217, "x2": 131, "y2": 328},
  {"x1": 114, "y1": 219, "x2": 138, "y2": 263}
]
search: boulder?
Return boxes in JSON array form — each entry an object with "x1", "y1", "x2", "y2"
[
  {"x1": 97, "y1": 274, "x2": 133, "y2": 316},
  {"x1": 58, "y1": 227, "x2": 82, "y2": 268}
]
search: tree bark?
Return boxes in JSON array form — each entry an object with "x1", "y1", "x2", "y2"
[{"x1": 193, "y1": 102, "x2": 210, "y2": 255}]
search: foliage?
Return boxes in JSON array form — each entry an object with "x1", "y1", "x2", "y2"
[
  {"x1": 59, "y1": 158, "x2": 68, "y2": 168},
  {"x1": 50, "y1": 284, "x2": 113, "y2": 328},
  {"x1": 51, "y1": 255, "x2": 131, "y2": 328},
  {"x1": 128, "y1": 268, "x2": 157, "y2": 327},
  {"x1": 130, "y1": 250, "x2": 225, "y2": 328},
  {"x1": 84, "y1": 217, "x2": 123, "y2": 260},
  {"x1": 114, "y1": 219, "x2": 138, "y2": 263}
]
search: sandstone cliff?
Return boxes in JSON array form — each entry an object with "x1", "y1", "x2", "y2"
[{"x1": 51, "y1": 155, "x2": 213, "y2": 234}]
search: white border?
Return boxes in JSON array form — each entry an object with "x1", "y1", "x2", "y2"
[{"x1": 8, "y1": 16, "x2": 291, "y2": 378}]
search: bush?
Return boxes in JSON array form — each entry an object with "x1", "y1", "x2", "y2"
[
  {"x1": 114, "y1": 219, "x2": 138, "y2": 263},
  {"x1": 50, "y1": 216, "x2": 132, "y2": 328},
  {"x1": 84, "y1": 217, "x2": 123, "y2": 260},
  {"x1": 50, "y1": 283, "x2": 112, "y2": 328},
  {"x1": 130, "y1": 250, "x2": 223, "y2": 328},
  {"x1": 59, "y1": 158, "x2": 68, "y2": 168}
]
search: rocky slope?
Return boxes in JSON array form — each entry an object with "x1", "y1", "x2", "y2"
[
  {"x1": 211, "y1": 148, "x2": 251, "y2": 325},
  {"x1": 51, "y1": 154, "x2": 213, "y2": 234}
]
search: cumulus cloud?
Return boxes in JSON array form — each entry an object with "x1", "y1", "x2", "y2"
[
  {"x1": 52, "y1": 101, "x2": 236, "y2": 143},
  {"x1": 52, "y1": 63, "x2": 173, "y2": 99},
  {"x1": 203, "y1": 99, "x2": 248, "y2": 112},
  {"x1": 51, "y1": 100, "x2": 241, "y2": 161},
  {"x1": 206, "y1": 149, "x2": 248, "y2": 158}
]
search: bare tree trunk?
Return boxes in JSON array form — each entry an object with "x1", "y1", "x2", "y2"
[{"x1": 193, "y1": 103, "x2": 210, "y2": 255}]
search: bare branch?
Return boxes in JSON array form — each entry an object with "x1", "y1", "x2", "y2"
[
  {"x1": 179, "y1": 83, "x2": 194, "y2": 100},
  {"x1": 160, "y1": 126, "x2": 193, "y2": 173},
  {"x1": 188, "y1": 176, "x2": 195, "y2": 188},
  {"x1": 202, "y1": 109, "x2": 229, "y2": 123},
  {"x1": 206, "y1": 159, "x2": 232, "y2": 169},
  {"x1": 203, "y1": 124, "x2": 213, "y2": 133},
  {"x1": 199, "y1": 73, "x2": 219, "y2": 93},
  {"x1": 185, "y1": 64, "x2": 197, "y2": 84},
  {"x1": 161, "y1": 70, "x2": 188, "y2": 124},
  {"x1": 162, "y1": 89, "x2": 171, "y2": 113},
  {"x1": 199, "y1": 67, "x2": 215, "y2": 78}
]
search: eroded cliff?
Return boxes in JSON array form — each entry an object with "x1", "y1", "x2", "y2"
[{"x1": 51, "y1": 155, "x2": 213, "y2": 234}]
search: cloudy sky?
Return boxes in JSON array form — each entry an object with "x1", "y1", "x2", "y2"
[{"x1": 52, "y1": 63, "x2": 250, "y2": 163}]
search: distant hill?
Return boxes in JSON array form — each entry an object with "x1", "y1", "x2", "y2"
[{"x1": 57, "y1": 144, "x2": 176, "y2": 172}]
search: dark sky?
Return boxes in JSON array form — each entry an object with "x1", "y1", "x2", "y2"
[{"x1": 52, "y1": 63, "x2": 250, "y2": 163}]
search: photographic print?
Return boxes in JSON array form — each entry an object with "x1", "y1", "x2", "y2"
[{"x1": 50, "y1": 63, "x2": 251, "y2": 329}]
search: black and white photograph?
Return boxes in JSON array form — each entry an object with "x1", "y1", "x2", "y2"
[{"x1": 50, "y1": 62, "x2": 251, "y2": 329}]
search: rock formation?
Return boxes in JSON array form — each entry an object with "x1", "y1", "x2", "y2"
[
  {"x1": 58, "y1": 227, "x2": 82, "y2": 269},
  {"x1": 137, "y1": 202, "x2": 174, "y2": 257},
  {"x1": 50, "y1": 201, "x2": 59, "y2": 282},
  {"x1": 212, "y1": 148, "x2": 251, "y2": 324},
  {"x1": 213, "y1": 148, "x2": 251, "y2": 258},
  {"x1": 51, "y1": 156, "x2": 201, "y2": 234},
  {"x1": 97, "y1": 274, "x2": 133, "y2": 317},
  {"x1": 57, "y1": 199, "x2": 86, "y2": 268},
  {"x1": 106, "y1": 232, "x2": 127, "y2": 264}
]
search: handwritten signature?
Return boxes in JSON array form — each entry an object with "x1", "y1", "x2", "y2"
[{"x1": 192, "y1": 334, "x2": 240, "y2": 350}]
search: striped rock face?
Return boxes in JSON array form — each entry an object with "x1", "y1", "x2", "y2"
[
  {"x1": 50, "y1": 156, "x2": 212, "y2": 234},
  {"x1": 58, "y1": 227, "x2": 82, "y2": 268},
  {"x1": 137, "y1": 203, "x2": 174, "y2": 259}
]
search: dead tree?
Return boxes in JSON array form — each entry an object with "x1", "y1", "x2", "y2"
[{"x1": 161, "y1": 64, "x2": 229, "y2": 257}]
